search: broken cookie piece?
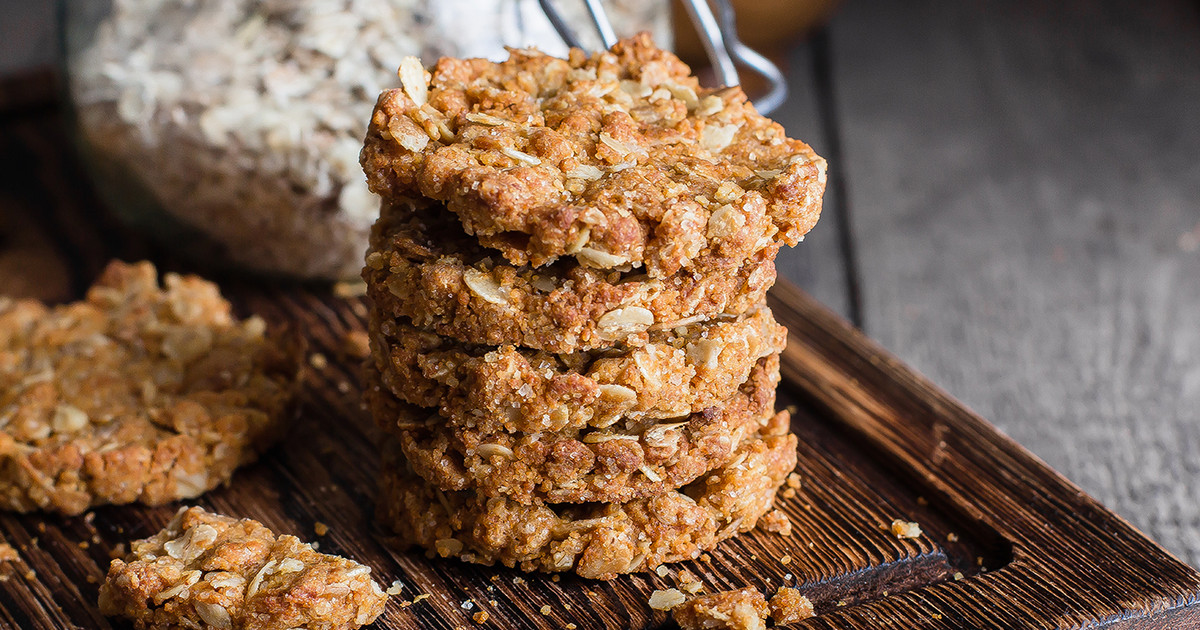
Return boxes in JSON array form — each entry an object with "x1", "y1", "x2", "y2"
[
  {"x1": 769, "y1": 587, "x2": 815, "y2": 624},
  {"x1": 672, "y1": 587, "x2": 769, "y2": 630},
  {"x1": 0, "y1": 261, "x2": 300, "y2": 515},
  {"x1": 99, "y1": 506, "x2": 387, "y2": 630}
]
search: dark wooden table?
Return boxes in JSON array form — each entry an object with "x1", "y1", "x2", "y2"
[{"x1": 774, "y1": 0, "x2": 1200, "y2": 571}]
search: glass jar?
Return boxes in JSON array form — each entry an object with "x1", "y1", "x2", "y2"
[{"x1": 60, "y1": 0, "x2": 671, "y2": 280}]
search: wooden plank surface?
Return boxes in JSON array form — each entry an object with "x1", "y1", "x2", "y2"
[
  {"x1": 822, "y1": 0, "x2": 1200, "y2": 567},
  {"x1": 768, "y1": 282, "x2": 1200, "y2": 629}
]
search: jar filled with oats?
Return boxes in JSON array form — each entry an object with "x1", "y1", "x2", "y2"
[{"x1": 62, "y1": 0, "x2": 671, "y2": 280}]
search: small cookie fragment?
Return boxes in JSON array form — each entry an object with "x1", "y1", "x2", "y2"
[
  {"x1": 341, "y1": 330, "x2": 372, "y2": 360},
  {"x1": 99, "y1": 506, "x2": 387, "y2": 630},
  {"x1": 648, "y1": 588, "x2": 686, "y2": 610},
  {"x1": 0, "y1": 260, "x2": 300, "y2": 515},
  {"x1": 890, "y1": 519, "x2": 922, "y2": 539},
  {"x1": 678, "y1": 569, "x2": 705, "y2": 595},
  {"x1": 769, "y1": 587, "x2": 815, "y2": 624},
  {"x1": 672, "y1": 587, "x2": 769, "y2": 630},
  {"x1": 760, "y1": 509, "x2": 792, "y2": 537},
  {"x1": 0, "y1": 542, "x2": 17, "y2": 562}
]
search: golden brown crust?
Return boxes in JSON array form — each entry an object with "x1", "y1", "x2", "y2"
[
  {"x1": 368, "y1": 355, "x2": 779, "y2": 504},
  {"x1": 369, "y1": 303, "x2": 786, "y2": 433},
  {"x1": 364, "y1": 199, "x2": 778, "y2": 353},
  {"x1": 376, "y1": 414, "x2": 796, "y2": 580},
  {"x1": 361, "y1": 34, "x2": 825, "y2": 278},
  {"x1": 0, "y1": 261, "x2": 301, "y2": 516},
  {"x1": 98, "y1": 506, "x2": 387, "y2": 630},
  {"x1": 672, "y1": 587, "x2": 770, "y2": 630}
]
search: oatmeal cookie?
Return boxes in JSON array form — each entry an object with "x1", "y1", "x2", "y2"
[
  {"x1": 0, "y1": 261, "x2": 300, "y2": 516},
  {"x1": 99, "y1": 506, "x2": 386, "y2": 630},
  {"x1": 364, "y1": 199, "x2": 778, "y2": 353},
  {"x1": 370, "y1": 302, "x2": 786, "y2": 433},
  {"x1": 376, "y1": 413, "x2": 796, "y2": 580},
  {"x1": 361, "y1": 34, "x2": 826, "y2": 278},
  {"x1": 368, "y1": 355, "x2": 779, "y2": 505}
]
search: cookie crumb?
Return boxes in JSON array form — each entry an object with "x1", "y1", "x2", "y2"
[
  {"x1": 786, "y1": 473, "x2": 802, "y2": 489},
  {"x1": 760, "y1": 509, "x2": 793, "y2": 536},
  {"x1": 342, "y1": 330, "x2": 372, "y2": 359},
  {"x1": 386, "y1": 580, "x2": 404, "y2": 595},
  {"x1": 780, "y1": 555, "x2": 792, "y2": 565},
  {"x1": 473, "y1": 610, "x2": 489, "y2": 623},
  {"x1": 0, "y1": 543, "x2": 17, "y2": 562},
  {"x1": 679, "y1": 569, "x2": 704, "y2": 594},
  {"x1": 946, "y1": 532, "x2": 959, "y2": 542},
  {"x1": 655, "y1": 565, "x2": 670, "y2": 577},
  {"x1": 314, "y1": 522, "x2": 329, "y2": 536},
  {"x1": 890, "y1": 519, "x2": 922, "y2": 539},
  {"x1": 540, "y1": 605, "x2": 551, "y2": 615},
  {"x1": 334, "y1": 280, "x2": 368, "y2": 299},
  {"x1": 769, "y1": 587, "x2": 814, "y2": 624},
  {"x1": 648, "y1": 588, "x2": 687, "y2": 611},
  {"x1": 309, "y1": 352, "x2": 328, "y2": 370}
]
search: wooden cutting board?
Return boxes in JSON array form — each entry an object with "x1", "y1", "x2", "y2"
[{"x1": 2, "y1": 74, "x2": 1199, "y2": 629}]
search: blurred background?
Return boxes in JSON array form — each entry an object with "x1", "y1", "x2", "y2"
[{"x1": 1, "y1": 0, "x2": 1197, "y2": 571}]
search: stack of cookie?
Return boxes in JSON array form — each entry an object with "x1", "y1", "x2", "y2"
[{"x1": 359, "y1": 35, "x2": 826, "y2": 580}]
